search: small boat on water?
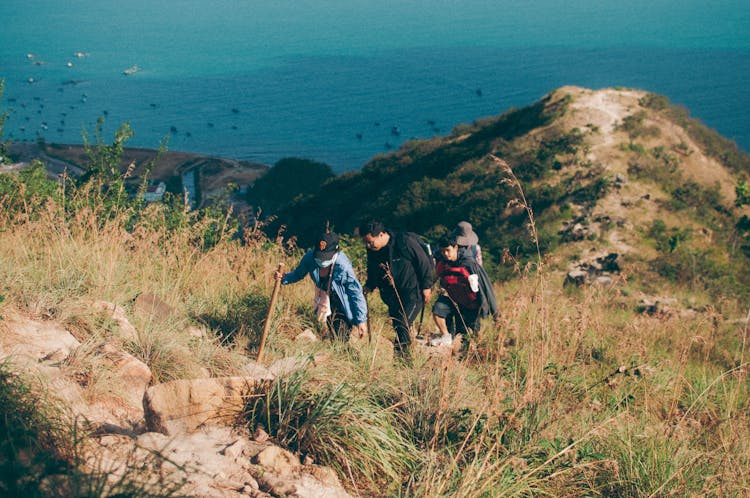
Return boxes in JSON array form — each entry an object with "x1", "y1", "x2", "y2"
[
  {"x1": 123, "y1": 65, "x2": 140, "y2": 75},
  {"x1": 73, "y1": 52, "x2": 89, "y2": 58}
]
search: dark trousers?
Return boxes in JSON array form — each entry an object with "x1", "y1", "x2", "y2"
[
  {"x1": 432, "y1": 295, "x2": 480, "y2": 336},
  {"x1": 327, "y1": 290, "x2": 351, "y2": 341},
  {"x1": 386, "y1": 297, "x2": 422, "y2": 358}
]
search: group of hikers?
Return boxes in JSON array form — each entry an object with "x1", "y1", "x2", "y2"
[{"x1": 275, "y1": 220, "x2": 498, "y2": 361}]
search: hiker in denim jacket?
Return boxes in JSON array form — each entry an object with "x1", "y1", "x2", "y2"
[{"x1": 275, "y1": 232, "x2": 368, "y2": 340}]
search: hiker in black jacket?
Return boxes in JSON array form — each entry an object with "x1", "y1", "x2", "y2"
[{"x1": 359, "y1": 220, "x2": 435, "y2": 360}]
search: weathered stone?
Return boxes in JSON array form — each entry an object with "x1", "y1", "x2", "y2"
[
  {"x1": 255, "y1": 445, "x2": 301, "y2": 476},
  {"x1": 1, "y1": 314, "x2": 350, "y2": 498},
  {"x1": 221, "y1": 438, "x2": 251, "y2": 459},
  {"x1": 307, "y1": 464, "x2": 342, "y2": 488},
  {"x1": 186, "y1": 324, "x2": 208, "y2": 339},
  {"x1": 637, "y1": 296, "x2": 678, "y2": 316},
  {"x1": 239, "y1": 360, "x2": 275, "y2": 381},
  {"x1": 295, "y1": 329, "x2": 319, "y2": 342},
  {"x1": 268, "y1": 356, "x2": 310, "y2": 378},
  {"x1": 143, "y1": 377, "x2": 269, "y2": 435},
  {"x1": 95, "y1": 343, "x2": 152, "y2": 408},
  {"x1": 91, "y1": 300, "x2": 138, "y2": 341},
  {"x1": 564, "y1": 270, "x2": 588, "y2": 287},
  {"x1": 134, "y1": 292, "x2": 175, "y2": 322},
  {"x1": 258, "y1": 469, "x2": 352, "y2": 498},
  {"x1": 596, "y1": 252, "x2": 621, "y2": 273},
  {"x1": 593, "y1": 275, "x2": 614, "y2": 287},
  {"x1": 0, "y1": 315, "x2": 80, "y2": 364}
]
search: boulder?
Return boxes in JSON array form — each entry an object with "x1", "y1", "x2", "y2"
[
  {"x1": 239, "y1": 360, "x2": 275, "y2": 381},
  {"x1": 637, "y1": 296, "x2": 679, "y2": 316},
  {"x1": 255, "y1": 445, "x2": 301, "y2": 476},
  {"x1": 295, "y1": 329, "x2": 319, "y2": 342},
  {"x1": 91, "y1": 300, "x2": 138, "y2": 341},
  {"x1": 0, "y1": 315, "x2": 80, "y2": 364},
  {"x1": 143, "y1": 376, "x2": 271, "y2": 435},
  {"x1": 564, "y1": 252, "x2": 621, "y2": 287},
  {"x1": 134, "y1": 292, "x2": 175, "y2": 322},
  {"x1": 95, "y1": 343, "x2": 152, "y2": 408},
  {"x1": 268, "y1": 356, "x2": 310, "y2": 378},
  {"x1": 564, "y1": 269, "x2": 588, "y2": 287}
]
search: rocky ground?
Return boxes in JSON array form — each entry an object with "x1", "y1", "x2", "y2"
[{"x1": 0, "y1": 304, "x2": 353, "y2": 498}]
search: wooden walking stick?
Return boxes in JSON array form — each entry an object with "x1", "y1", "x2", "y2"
[
  {"x1": 257, "y1": 263, "x2": 284, "y2": 363},
  {"x1": 365, "y1": 293, "x2": 372, "y2": 345}
]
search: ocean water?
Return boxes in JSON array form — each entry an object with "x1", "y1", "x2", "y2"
[{"x1": 1, "y1": 0, "x2": 749, "y2": 172}]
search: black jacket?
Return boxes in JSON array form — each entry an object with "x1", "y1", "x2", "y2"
[{"x1": 365, "y1": 231, "x2": 435, "y2": 307}]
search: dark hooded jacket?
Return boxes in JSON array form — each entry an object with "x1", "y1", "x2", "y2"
[{"x1": 364, "y1": 231, "x2": 435, "y2": 308}]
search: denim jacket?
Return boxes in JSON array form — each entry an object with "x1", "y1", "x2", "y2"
[{"x1": 281, "y1": 250, "x2": 368, "y2": 325}]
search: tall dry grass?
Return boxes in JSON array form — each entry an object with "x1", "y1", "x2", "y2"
[{"x1": 0, "y1": 153, "x2": 748, "y2": 496}]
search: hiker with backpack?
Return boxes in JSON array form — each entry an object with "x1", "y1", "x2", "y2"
[
  {"x1": 359, "y1": 220, "x2": 435, "y2": 361},
  {"x1": 429, "y1": 234, "x2": 497, "y2": 349},
  {"x1": 453, "y1": 221, "x2": 483, "y2": 267},
  {"x1": 275, "y1": 231, "x2": 368, "y2": 341}
]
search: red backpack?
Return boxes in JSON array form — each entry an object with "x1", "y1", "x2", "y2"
[{"x1": 437, "y1": 260, "x2": 479, "y2": 309}]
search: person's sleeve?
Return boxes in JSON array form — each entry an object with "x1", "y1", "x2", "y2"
[
  {"x1": 406, "y1": 235, "x2": 435, "y2": 290},
  {"x1": 282, "y1": 251, "x2": 312, "y2": 285},
  {"x1": 363, "y1": 252, "x2": 375, "y2": 291},
  {"x1": 477, "y1": 266, "x2": 498, "y2": 317}
]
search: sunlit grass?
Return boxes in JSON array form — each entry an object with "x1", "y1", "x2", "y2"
[{"x1": 0, "y1": 151, "x2": 748, "y2": 496}]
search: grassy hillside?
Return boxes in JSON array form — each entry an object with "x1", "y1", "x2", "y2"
[
  {"x1": 266, "y1": 87, "x2": 750, "y2": 300},
  {"x1": 1, "y1": 86, "x2": 749, "y2": 496}
]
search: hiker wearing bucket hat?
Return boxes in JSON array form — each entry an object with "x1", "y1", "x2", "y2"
[
  {"x1": 275, "y1": 231, "x2": 368, "y2": 340},
  {"x1": 452, "y1": 221, "x2": 483, "y2": 267}
]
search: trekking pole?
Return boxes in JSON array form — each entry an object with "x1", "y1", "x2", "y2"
[
  {"x1": 257, "y1": 263, "x2": 284, "y2": 363},
  {"x1": 365, "y1": 293, "x2": 372, "y2": 345}
]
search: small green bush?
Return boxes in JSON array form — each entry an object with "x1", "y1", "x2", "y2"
[{"x1": 245, "y1": 369, "x2": 418, "y2": 495}]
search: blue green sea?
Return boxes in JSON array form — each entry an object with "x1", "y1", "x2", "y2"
[{"x1": 1, "y1": 0, "x2": 749, "y2": 171}]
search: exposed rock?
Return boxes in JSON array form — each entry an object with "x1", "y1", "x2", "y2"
[
  {"x1": 2, "y1": 312, "x2": 352, "y2": 498},
  {"x1": 307, "y1": 463, "x2": 342, "y2": 488},
  {"x1": 240, "y1": 360, "x2": 276, "y2": 381},
  {"x1": 637, "y1": 296, "x2": 679, "y2": 316},
  {"x1": 295, "y1": 329, "x2": 319, "y2": 342},
  {"x1": 134, "y1": 292, "x2": 175, "y2": 322},
  {"x1": 258, "y1": 471, "x2": 352, "y2": 498},
  {"x1": 592, "y1": 275, "x2": 614, "y2": 287},
  {"x1": 92, "y1": 427, "x2": 267, "y2": 498},
  {"x1": 91, "y1": 300, "x2": 138, "y2": 341},
  {"x1": 143, "y1": 376, "x2": 271, "y2": 435},
  {"x1": 95, "y1": 343, "x2": 152, "y2": 408},
  {"x1": 268, "y1": 356, "x2": 310, "y2": 377},
  {"x1": 253, "y1": 424, "x2": 270, "y2": 443},
  {"x1": 565, "y1": 252, "x2": 621, "y2": 287},
  {"x1": 564, "y1": 269, "x2": 588, "y2": 287},
  {"x1": 0, "y1": 314, "x2": 145, "y2": 431},
  {"x1": 560, "y1": 217, "x2": 592, "y2": 242},
  {"x1": 186, "y1": 324, "x2": 208, "y2": 339},
  {"x1": 255, "y1": 445, "x2": 301, "y2": 476},
  {"x1": 0, "y1": 314, "x2": 80, "y2": 364}
]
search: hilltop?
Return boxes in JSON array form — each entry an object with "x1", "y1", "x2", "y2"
[{"x1": 258, "y1": 86, "x2": 750, "y2": 299}]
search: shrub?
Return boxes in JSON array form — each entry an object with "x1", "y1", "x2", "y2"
[{"x1": 245, "y1": 368, "x2": 418, "y2": 495}]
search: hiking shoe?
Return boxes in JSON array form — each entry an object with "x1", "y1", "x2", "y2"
[{"x1": 429, "y1": 333, "x2": 453, "y2": 347}]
